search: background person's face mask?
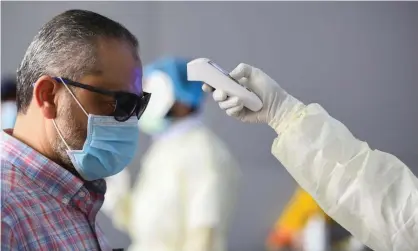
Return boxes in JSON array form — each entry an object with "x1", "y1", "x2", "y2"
[
  {"x1": 138, "y1": 71, "x2": 175, "y2": 136},
  {"x1": 138, "y1": 113, "x2": 172, "y2": 135},
  {"x1": 53, "y1": 78, "x2": 140, "y2": 181},
  {"x1": 1, "y1": 101, "x2": 17, "y2": 129}
]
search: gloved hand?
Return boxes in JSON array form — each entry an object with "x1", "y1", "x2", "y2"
[{"x1": 202, "y1": 63, "x2": 305, "y2": 132}]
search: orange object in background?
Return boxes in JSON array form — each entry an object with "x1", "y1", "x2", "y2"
[
  {"x1": 266, "y1": 187, "x2": 331, "y2": 250},
  {"x1": 266, "y1": 227, "x2": 298, "y2": 251}
]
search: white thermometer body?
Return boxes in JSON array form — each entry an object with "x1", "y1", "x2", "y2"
[{"x1": 187, "y1": 58, "x2": 263, "y2": 112}]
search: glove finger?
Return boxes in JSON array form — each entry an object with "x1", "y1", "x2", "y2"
[
  {"x1": 238, "y1": 78, "x2": 250, "y2": 88},
  {"x1": 219, "y1": 96, "x2": 242, "y2": 110},
  {"x1": 202, "y1": 83, "x2": 214, "y2": 93},
  {"x1": 226, "y1": 104, "x2": 244, "y2": 117},
  {"x1": 213, "y1": 89, "x2": 228, "y2": 102},
  {"x1": 230, "y1": 63, "x2": 253, "y2": 80}
]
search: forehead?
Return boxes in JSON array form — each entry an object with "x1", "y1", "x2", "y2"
[{"x1": 85, "y1": 39, "x2": 142, "y2": 94}]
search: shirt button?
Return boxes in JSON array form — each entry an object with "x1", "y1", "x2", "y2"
[
  {"x1": 80, "y1": 191, "x2": 86, "y2": 197},
  {"x1": 62, "y1": 198, "x2": 69, "y2": 204}
]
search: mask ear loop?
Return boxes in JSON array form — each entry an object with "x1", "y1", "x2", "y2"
[
  {"x1": 58, "y1": 77, "x2": 88, "y2": 116},
  {"x1": 52, "y1": 77, "x2": 89, "y2": 151},
  {"x1": 52, "y1": 120, "x2": 71, "y2": 151}
]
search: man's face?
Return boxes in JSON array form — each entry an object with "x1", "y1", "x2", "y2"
[{"x1": 40, "y1": 39, "x2": 142, "y2": 168}]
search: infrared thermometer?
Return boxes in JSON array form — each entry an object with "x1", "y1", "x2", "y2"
[{"x1": 187, "y1": 58, "x2": 263, "y2": 112}]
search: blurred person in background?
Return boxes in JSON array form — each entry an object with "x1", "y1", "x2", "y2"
[
  {"x1": 1, "y1": 77, "x2": 17, "y2": 129},
  {"x1": 1, "y1": 9, "x2": 150, "y2": 250},
  {"x1": 266, "y1": 186, "x2": 326, "y2": 251},
  {"x1": 102, "y1": 57, "x2": 241, "y2": 251},
  {"x1": 266, "y1": 187, "x2": 368, "y2": 251}
]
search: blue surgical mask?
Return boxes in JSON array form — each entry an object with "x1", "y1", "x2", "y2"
[{"x1": 53, "y1": 79, "x2": 139, "y2": 181}]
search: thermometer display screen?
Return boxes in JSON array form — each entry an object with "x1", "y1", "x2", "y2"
[
  {"x1": 208, "y1": 61, "x2": 241, "y2": 85},
  {"x1": 208, "y1": 61, "x2": 230, "y2": 75}
]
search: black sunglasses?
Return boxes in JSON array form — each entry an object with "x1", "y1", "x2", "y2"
[{"x1": 55, "y1": 77, "x2": 151, "y2": 122}]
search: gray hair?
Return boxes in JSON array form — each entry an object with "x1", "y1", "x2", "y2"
[{"x1": 16, "y1": 9, "x2": 139, "y2": 113}]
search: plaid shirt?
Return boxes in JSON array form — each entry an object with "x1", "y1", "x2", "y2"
[{"x1": 1, "y1": 130, "x2": 111, "y2": 251}]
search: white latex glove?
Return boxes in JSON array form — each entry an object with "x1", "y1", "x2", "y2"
[
  {"x1": 202, "y1": 63, "x2": 304, "y2": 132},
  {"x1": 101, "y1": 168, "x2": 131, "y2": 217}
]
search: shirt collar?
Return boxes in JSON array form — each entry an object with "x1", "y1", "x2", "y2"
[{"x1": 1, "y1": 130, "x2": 106, "y2": 206}]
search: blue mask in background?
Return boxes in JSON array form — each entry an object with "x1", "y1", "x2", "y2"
[
  {"x1": 1, "y1": 101, "x2": 17, "y2": 130},
  {"x1": 53, "y1": 78, "x2": 139, "y2": 181}
]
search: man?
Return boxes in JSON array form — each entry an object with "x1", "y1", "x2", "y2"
[
  {"x1": 203, "y1": 63, "x2": 417, "y2": 251},
  {"x1": 1, "y1": 78, "x2": 17, "y2": 129},
  {"x1": 102, "y1": 57, "x2": 241, "y2": 251},
  {"x1": 1, "y1": 10, "x2": 150, "y2": 250}
]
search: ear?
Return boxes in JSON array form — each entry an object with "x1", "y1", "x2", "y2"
[{"x1": 33, "y1": 76, "x2": 61, "y2": 119}]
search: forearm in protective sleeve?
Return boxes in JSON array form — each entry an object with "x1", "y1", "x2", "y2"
[{"x1": 270, "y1": 103, "x2": 418, "y2": 251}]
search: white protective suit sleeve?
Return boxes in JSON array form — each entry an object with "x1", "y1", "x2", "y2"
[
  {"x1": 271, "y1": 103, "x2": 418, "y2": 251},
  {"x1": 181, "y1": 151, "x2": 221, "y2": 251},
  {"x1": 101, "y1": 168, "x2": 133, "y2": 232},
  {"x1": 205, "y1": 63, "x2": 418, "y2": 251},
  {"x1": 183, "y1": 162, "x2": 221, "y2": 229}
]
